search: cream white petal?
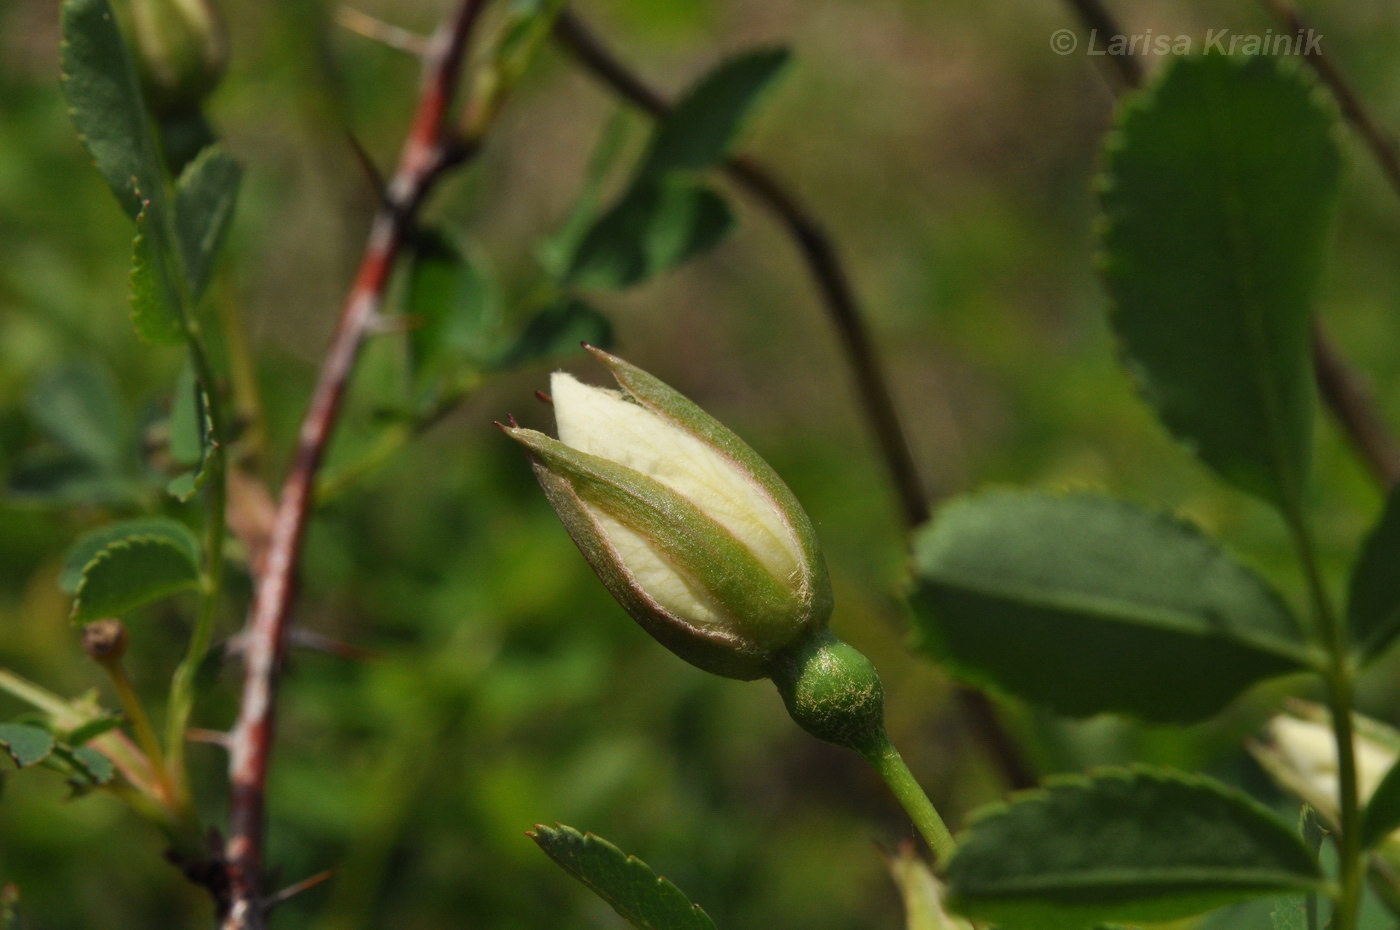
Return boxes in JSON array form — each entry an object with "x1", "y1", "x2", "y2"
[
  {"x1": 592, "y1": 511, "x2": 738, "y2": 637},
  {"x1": 551, "y1": 371, "x2": 804, "y2": 587}
]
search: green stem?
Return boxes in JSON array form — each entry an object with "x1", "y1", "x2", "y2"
[
  {"x1": 163, "y1": 334, "x2": 229, "y2": 810},
  {"x1": 0, "y1": 668, "x2": 77, "y2": 721},
  {"x1": 1290, "y1": 511, "x2": 1363, "y2": 930},
  {"x1": 865, "y1": 736, "x2": 956, "y2": 864}
]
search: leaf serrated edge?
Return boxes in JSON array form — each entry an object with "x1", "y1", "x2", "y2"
[
  {"x1": 529, "y1": 823, "x2": 715, "y2": 928},
  {"x1": 947, "y1": 763, "x2": 1325, "y2": 885},
  {"x1": 1092, "y1": 54, "x2": 1342, "y2": 510},
  {"x1": 70, "y1": 532, "x2": 203, "y2": 624}
]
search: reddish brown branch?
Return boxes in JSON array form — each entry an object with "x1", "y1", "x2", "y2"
[
  {"x1": 553, "y1": 10, "x2": 1042, "y2": 793},
  {"x1": 220, "y1": 3, "x2": 489, "y2": 927},
  {"x1": 554, "y1": 10, "x2": 931, "y2": 531},
  {"x1": 1063, "y1": 0, "x2": 1400, "y2": 489}
]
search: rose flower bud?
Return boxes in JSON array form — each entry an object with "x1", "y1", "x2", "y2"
[
  {"x1": 117, "y1": 0, "x2": 228, "y2": 115},
  {"x1": 499, "y1": 347, "x2": 833, "y2": 681}
]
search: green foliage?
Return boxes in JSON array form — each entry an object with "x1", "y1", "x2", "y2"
[
  {"x1": 1270, "y1": 897, "x2": 1307, "y2": 930},
  {"x1": 565, "y1": 178, "x2": 734, "y2": 290},
  {"x1": 1098, "y1": 55, "x2": 1340, "y2": 512},
  {"x1": 555, "y1": 46, "x2": 787, "y2": 291},
  {"x1": 69, "y1": 526, "x2": 202, "y2": 625},
  {"x1": 942, "y1": 768, "x2": 1325, "y2": 929},
  {"x1": 530, "y1": 824, "x2": 717, "y2": 930},
  {"x1": 404, "y1": 229, "x2": 500, "y2": 387},
  {"x1": 166, "y1": 360, "x2": 213, "y2": 500},
  {"x1": 52, "y1": 744, "x2": 114, "y2": 787},
  {"x1": 0, "y1": 724, "x2": 56, "y2": 769},
  {"x1": 61, "y1": 517, "x2": 199, "y2": 594},
  {"x1": 908, "y1": 491, "x2": 1311, "y2": 722},
  {"x1": 25, "y1": 362, "x2": 129, "y2": 474},
  {"x1": 129, "y1": 200, "x2": 185, "y2": 344},
  {"x1": 1360, "y1": 758, "x2": 1400, "y2": 850},
  {"x1": 640, "y1": 47, "x2": 790, "y2": 176},
  {"x1": 173, "y1": 145, "x2": 241, "y2": 301},
  {"x1": 60, "y1": 0, "x2": 168, "y2": 220},
  {"x1": 1348, "y1": 485, "x2": 1400, "y2": 663},
  {"x1": 501, "y1": 297, "x2": 612, "y2": 369}
]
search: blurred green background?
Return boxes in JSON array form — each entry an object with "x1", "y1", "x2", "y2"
[{"x1": 3, "y1": 0, "x2": 1400, "y2": 926}]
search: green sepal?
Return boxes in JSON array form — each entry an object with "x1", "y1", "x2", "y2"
[
  {"x1": 508, "y1": 425, "x2": 813, "y2": 679},
  {"x1": 587, "y1": 345, "x2": 831, "y2": 621}
]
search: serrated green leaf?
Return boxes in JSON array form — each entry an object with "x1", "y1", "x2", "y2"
[
  {"x1": 908, "y1": 491, "x2": 1311, "y2": 723},
  {"x1": 641, "y1": 47, "x2": 790, "y2": 176},
  {"x1": 60, "y1": 0, "x2": 167, "y2": 221},
  {"x1": 1361, "y1": 757, "x2": 1400, "y2": 850},
  {"x1": 405, "y1": 229, "x2": 501, "y2": 385},
  {"x1": 27, "y1": 361, "x2": 129, "y2": 473},
  {"x1": 1097, "y1": 55, "x2": 1340, "y2": 512},
  {"x1": 943, "y1": 768, "x2": 1325, "y2": 930},
  {"x1": 530, "y1": 824, "x2": 716, "y2": 930},
  {"x1": 51, "y1": 743, "x2": 114, "y2": 786},
  {"x1": 71, "y1": 533, "x2": 202, "y2": 625},
  {"x1": 61, "y1": 517, "x2": 200, "y2": 594},
  {"x1": 175, "y1": 146, "x2": 241, "y2": 300},
  {"x1": 0, "y1": 724, "x2": 55, "y2": 769},
  {"x1": 131, "y1": 200, "x2": 186, "y2": 345},
  {"x1": 1348, "y1": 485, "x2": 1400, "y2": 664},
  {"x1": 566, "y1": 178, "x2": 734, "y2": 290},
  {"x1": 499, "y1": 297, "x2": 612, "y2": 369}
]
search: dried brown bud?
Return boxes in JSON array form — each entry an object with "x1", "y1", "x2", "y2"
[{"x1": 83, "y1": 619, "x2": 130, "y2": 664}]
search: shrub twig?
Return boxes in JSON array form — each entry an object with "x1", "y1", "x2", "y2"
[{"x1": 220, "y1": 3, "x2": 490, "y2": 926}]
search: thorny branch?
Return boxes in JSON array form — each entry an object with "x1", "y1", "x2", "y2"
[
  {"x1": 1062, "y1": 0, "x2": 1400, "y2": 487},
  {"x1": 220, "y1": 2, "x2": 489, "y2": 927},
  {"x1": 552, "y1": 9, "x2": 1040, "y2": 793}
]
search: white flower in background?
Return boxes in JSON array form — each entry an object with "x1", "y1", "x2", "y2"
[
  {"x1": 500, "y1": 347, "x2": 832, "y2": 680},
  {"x1": 1252, "y1": 703, "x2": 1400, "y2": 835}
]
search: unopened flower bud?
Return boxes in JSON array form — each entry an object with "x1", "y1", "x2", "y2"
[
  {"x1": 1251, "y1": 703, "x2": 1399, "y2": 836},
  {"x1": 83, "y1": 619, "x2": 130, "y2": 665},
  {"x1": 501, "y1": 348, "x2": 833, "y2": 680},
  {"x1": 117, "y1": 0, "x2": 228, "y2": 114}
]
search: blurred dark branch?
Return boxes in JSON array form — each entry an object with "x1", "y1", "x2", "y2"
[
  {"x1": 1063, "y1": 0, "x2": 1400, "y2": 488},
  {"x1": 554, "y1": 9, "x2": 1040, "y2": 794},
  {"x1": 221, "y1": 3, "x2": 490, "y2": 928},
  {"x1": 1261, "y1": 0, "x2": 1400, "y2": 197},
  {"x1": 1062, "y1": 0, "x2": 1142, "y2": 89},
  {"x1": 554, "y1": 10, "x2": 932, "y2": 532}
]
